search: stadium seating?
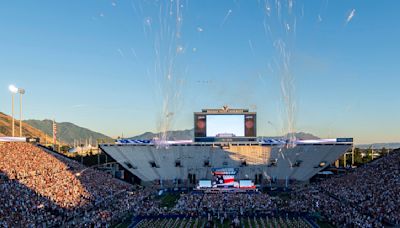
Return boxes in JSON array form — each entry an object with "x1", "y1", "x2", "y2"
[
  {"x1": 3, "y1": 141, "x2": 397, "y2": 227},
  {"x1": 101, "y1": 143, "x2": 351, "y2": 184},
  {"x1": 0, "y1": 142, "x2": 149, "y2": 227}
]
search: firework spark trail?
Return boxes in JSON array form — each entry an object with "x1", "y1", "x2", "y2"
[
  {"x1": 257, "y1": 72, "x2": 267, "y2": 86},
  {"x1": 317, "y1": 0, "x2": 329, "y2": 23},
  {"x1": 248, "y1": 39, "x2": 255, "y2": 56},
  {"x1": 346, "y1": 9, "x2": 356, "y2": 24},
  {"x1": 263, "y1": 20, "x2": 272, "y2": 39},
  {"x1": 131, "y1": 48, "x2": 138, "y2": 60},
  {"x1": 264, "y1": 0, "x2": 272, "y2": 17},
  {"x1": 131, "y1": 1, "x2": 187, "y2": 147},
  {"x1": 153, "y1": 1, "x2": 186, "y2": 146},
  {"x1": 117, "y1": 48, "x2": 124, "y2": 57},
  {"x1": 261, "y1": 0, "x2": 298, "y2": 153},
  {"x1": 220, "y1": 9, "x2": 232, "y2": 27}
]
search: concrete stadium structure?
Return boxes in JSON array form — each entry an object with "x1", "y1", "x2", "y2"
[
  {"x1": 100, "y1": 108, "x2": 352, "y2": 186},
  {"x1": 100, "y1": 141, "x2": 352, "y2": 185}
]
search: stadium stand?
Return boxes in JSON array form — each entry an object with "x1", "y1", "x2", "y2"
[
  {"x1": 1, "y1": 142, "x2": 399, "y2": 227},
  {"x1": 0, "y1": 142, "x2": 150, "y2": 227},
  {"x1": 101, "y1": 143, "x2": 351, "y2": 184},
  {"x1": 283, "y1": 149, "x2": 400, "y2": 227}
]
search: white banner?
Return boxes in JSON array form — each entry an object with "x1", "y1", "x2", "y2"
[{"x1": 0, "y1": 137, "x2": 26, "y2": 142}]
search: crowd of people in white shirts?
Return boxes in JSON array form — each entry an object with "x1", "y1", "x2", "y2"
[{"x1": 1, "y1": 142, "x2": 399, "y2": 227}]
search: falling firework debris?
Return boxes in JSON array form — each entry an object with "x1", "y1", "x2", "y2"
[
  {"x1": 318, "y1": 14, "x2": 322, "y2": 22},
  {"x1": 221, "y1": 9, "x2": 232, "y2": 27},
  {"x1": 261, "y1": 0, "x2": 298, "y2": 150},
  {"x1": 117, "y1": 48, "x2": 124, "y2": 57},
  {"x1": 131, "y1": 48, "x2": 138, "y2": 60},
  {"x1": 346, "y1": 9, "x2": 356, "y2": 24},
  {"x1": 248, "y1": 39, "x2": 255, "y2": 56},
  {"x1": 135, "y1": 0, "x2": 187, "y2": 147}
]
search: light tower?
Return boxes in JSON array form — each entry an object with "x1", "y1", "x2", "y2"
[
  {"x1": 18, "y1": 88, "x2": 25, "y2": 137},
  {"x1": 8, "y1": 85, "x2": 18, "y2": 137}
]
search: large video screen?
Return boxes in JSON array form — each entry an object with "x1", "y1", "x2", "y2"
[
  {"x1": 206, "y1": 115, "x2": 245, "y2": 137},
  {"x1": 194, "y1": 113, "x2": 256, "y2": 140}
]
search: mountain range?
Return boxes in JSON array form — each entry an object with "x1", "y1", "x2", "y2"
[
  {"x1": 1, "y1": 111, "x2": 398, "y2": 149},
  {"x1": 24, "y1": 119, "x2": 113, "y2": 145}
]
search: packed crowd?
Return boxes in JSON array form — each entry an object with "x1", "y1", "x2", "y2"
[
  {"x1": 0, "y1": 142, "x2": 153, "y2": 227},
  {"x1": 1, "y1": 142, "x2": 399, "y2": 228},
  {"x1": 316, "y1": 149, "x2": 400, "y2": 226},
  {"x1": 280, "y1": 149, "x2": 400, "y2": 227},
  {"x1": 173, "y1": 192, "x2": 278, "y2": 216},
  {"x1": 167, "y1": 149, "x2": 400, "y2": 227}
]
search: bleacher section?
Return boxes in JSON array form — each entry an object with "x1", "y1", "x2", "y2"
[{"x1": 100, "y1": 143, "x2": 351, "y2": 184}]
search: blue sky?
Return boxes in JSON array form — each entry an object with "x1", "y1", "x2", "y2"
[{"x1": 0, "y1": 0, "x2": 399, "y2": 144}]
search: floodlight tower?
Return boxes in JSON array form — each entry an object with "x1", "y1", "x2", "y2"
[{"x1": 8, "y1": 85, "x2": 18, "y2": 137}]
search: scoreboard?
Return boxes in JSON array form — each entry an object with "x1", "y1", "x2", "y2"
[{"x1": 194, "y1": 107, "x2": 256, "y2": 142}]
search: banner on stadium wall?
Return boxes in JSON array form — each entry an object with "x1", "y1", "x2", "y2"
[
  {"x1": 0, "y1": 137, "x2": 27, "y2": 142},
  {"x1": 211, "y1": 168, "x2": 239, "y2": 175}
]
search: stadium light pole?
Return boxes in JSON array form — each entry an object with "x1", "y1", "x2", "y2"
[
  {"x1": 18, "y1": 88, "x2": 25, "y2": 137},
  {"x1": 8, "y1": 85, "x2": 18, "y2": 137}
]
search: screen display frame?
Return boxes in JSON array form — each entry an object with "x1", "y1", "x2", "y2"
[{"x1": 194, "y1": 112, "x2": 257, "y2": 142}]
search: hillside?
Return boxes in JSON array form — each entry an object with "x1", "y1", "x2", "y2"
[
  {"x1": 0, "y1": 112, "x2": 52, "y2": 141},
  {"x1": 25, "y1": 119, "x2": 114, "y2": 145}
]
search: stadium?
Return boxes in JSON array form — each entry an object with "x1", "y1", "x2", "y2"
[
  {"x1": 1, "y1": 106, "x2": 399, "y2": 228},
  {"x1": 1, "y1": 1, "x2": 400, "y2": 227},
  {"x1": 101, "y1": 108, "x2": 353, "y2": 186}
]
